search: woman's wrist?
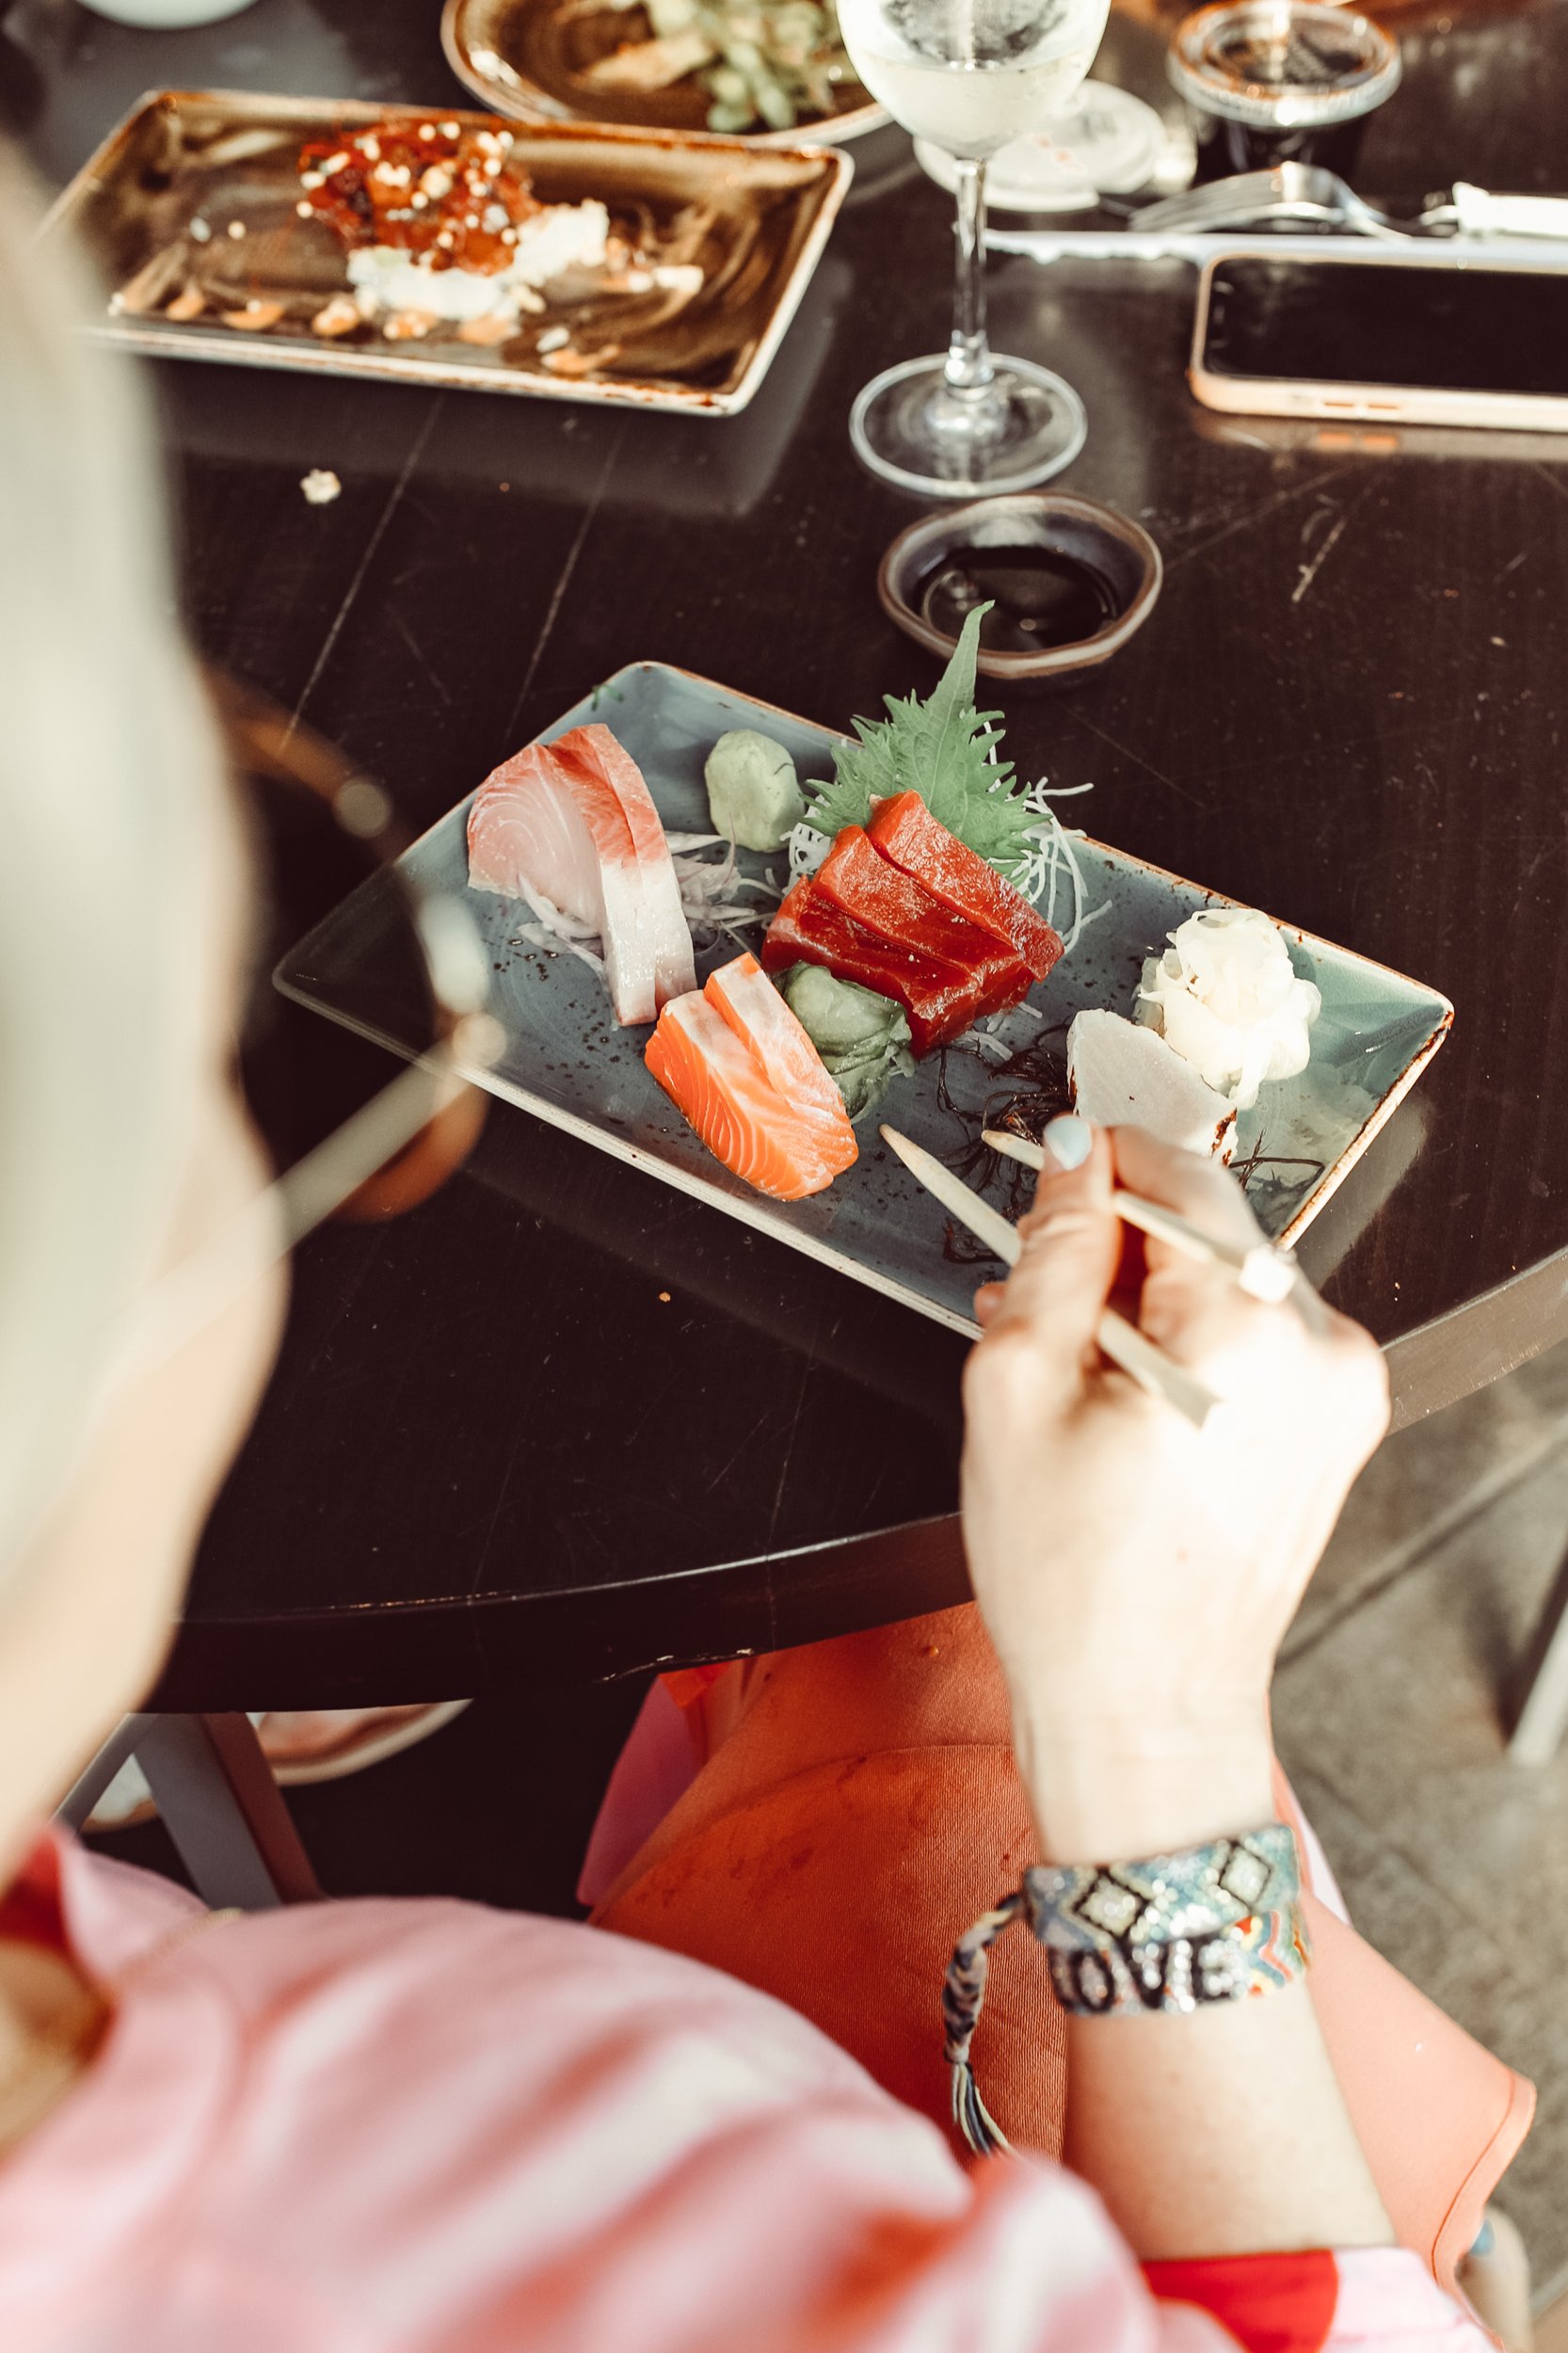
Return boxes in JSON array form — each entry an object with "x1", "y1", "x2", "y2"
[{"x1": 1013, "y1": 1711, "x2": 1278, "y2": 1865}]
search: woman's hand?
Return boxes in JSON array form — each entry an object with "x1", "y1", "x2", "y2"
[{"x1": 961, "y1": 1118, "x2": 1388, "y2": 1863}]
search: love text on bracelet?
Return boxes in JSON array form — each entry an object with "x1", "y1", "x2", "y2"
[
  {"x1": 941, "y1": 1824, "x2": 1306, "y2": 2157},
  {"x1": 1027, "y1": 1822, "x2": 1306, "y2": 2015}
]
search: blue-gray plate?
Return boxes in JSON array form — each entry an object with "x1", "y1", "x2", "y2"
[{"x1": 279, "y1": 662, "x2": 1452, "y2": 1338}]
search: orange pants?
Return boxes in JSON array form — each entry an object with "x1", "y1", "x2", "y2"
[{"x1": 592, "y1": 1604, "x2": 1533, "y2": 2293}]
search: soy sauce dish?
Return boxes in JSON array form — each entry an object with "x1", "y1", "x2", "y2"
[{"x1": 877, "y1": 493, "x2": 1163, "y2": 683}]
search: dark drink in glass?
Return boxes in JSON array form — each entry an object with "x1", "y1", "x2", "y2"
[{"x1": 1167, "y1": 0, "x2": 1401, "y2": 188}]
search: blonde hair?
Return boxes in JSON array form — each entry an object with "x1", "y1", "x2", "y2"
[{"x1": 0, "y1": 154, "x2": 228, "y2": 1593}]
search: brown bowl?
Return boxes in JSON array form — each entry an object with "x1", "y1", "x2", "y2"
[
  {"x1": 877, "y1": 491, "x2": 1163, "y2": 682},
  {"x1": 441, "y1": 0, "x2": 888, "y2": 147}
]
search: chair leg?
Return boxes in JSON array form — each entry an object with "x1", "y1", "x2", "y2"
[
  {"x1": 1509, "y1": 1547, "x2": 1568, "y2": 1767},
  {"x1": 56, "y1": 1717, "x2": 146, "y2": 1831},
  {"x1": 59, "y1": 1713, "x2": 322, "y2": 1909}
]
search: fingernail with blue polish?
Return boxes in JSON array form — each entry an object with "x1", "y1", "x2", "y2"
[{"x1": 1043, "y1": 1114, "x2": 1092, "y2": 1171}]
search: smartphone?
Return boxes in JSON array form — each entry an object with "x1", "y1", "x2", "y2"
[{"x1": 1190, "y1": 251, "x2": 1568, "y2": 431}]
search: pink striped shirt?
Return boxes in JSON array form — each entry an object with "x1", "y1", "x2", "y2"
[{"x1": 0, "y1": 1834, "x2": 1490, "y2": 2353}]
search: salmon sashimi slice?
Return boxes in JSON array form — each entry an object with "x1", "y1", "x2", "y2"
[
  {"x1": 761, "y1": 878, "x2": 990, "y2": 1056},
  {"x1": 552, "y1": 724, "x2": 696, "y2": 1008},
  {"x1": 814, "y1": 825, "x2": 1035, "y2": 1006},
  {"x1": 704, "y1": 952, "x2": 855, "y2": 1140},
  {"x1": 645, "y1": 989, "x2": 857, "y2": 1201},
  {"x1": 467, "y1": 740, "x2": 658, "y2": 1025},
  {"x1": 868, "y1": 791, "x2": 1064, "y2": 983}
]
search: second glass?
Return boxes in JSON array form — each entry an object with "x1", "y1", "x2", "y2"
[
  {"x1": 842, "y1": 0, "x2": 1111, "y2": 497},
  {"x1": 1168, "y1": 0, "x2": 1402, "y2": 186}
]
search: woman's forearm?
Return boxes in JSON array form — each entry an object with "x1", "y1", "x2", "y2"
[
  {"x1": 1021, "y1": 1733, "x2": 1394, "y2": 2262},
  {"x1": 1063, "y1": 1983, "x2": 1393, "y2": 2260},
  {"x1": 961, "y1": 1123, "x2": 1401, "y2": 2265}
]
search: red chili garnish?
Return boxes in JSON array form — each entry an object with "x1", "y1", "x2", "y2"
[{"x1": 296, "y1": 120, "x2": 540, "y2": 276}]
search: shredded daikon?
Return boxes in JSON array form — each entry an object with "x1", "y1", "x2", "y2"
[
  {"x1": 982, "y1": 1003, "x2": 1045, "y2": 1040},
  {"x1": 519, "y1": 875, "x2": 596, "y2": 937},
  {"x1": 957, "y1": 1000, "x2": 1049, "y2": 1063},
  {"x1": 786, "y1": 821, "x2": 831, "y2": 881},
  {"x1": 670, "y1": 839, "x2": 780, "y2": 949},
  {"x1": 508, "y1": 872, "x2": 601, "y2": 944},
  {"x1": 1009, "y1": 778, "x2": 1108, "y2": 955},
  {"x1": 510, "y1": 919, "x2": 605, "y2": 977}
]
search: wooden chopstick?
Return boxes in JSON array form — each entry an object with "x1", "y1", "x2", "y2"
[
  {"x1": 982, "y1": 1130, "x2": 1297, "y2": 1305},
  {"x1": 879, "y1": 1126, "x2": 1220, "y2": 1431}
]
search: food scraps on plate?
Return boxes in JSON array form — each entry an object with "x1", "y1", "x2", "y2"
[
  {"x1": 563, "y1": 0, "x2": 853, "y2": 135},
  {"x1": 115, "y1": 114, "x2": 707, "y2": 376},
  {"x1": 294, "y1": 120, "x2": 696, "y2": 349},
  {"x1": 464, "y1": 606, "x2": 1322, "y2": 1207}
]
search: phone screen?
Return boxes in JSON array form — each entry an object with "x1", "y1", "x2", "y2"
[{"x1": 1200, "y1": 257, "x2": 1568, "y2": 398}]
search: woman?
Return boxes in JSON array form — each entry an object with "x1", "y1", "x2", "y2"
[{"x1": 0, "y1": 152, "x2": 1524, "y2": 2348}]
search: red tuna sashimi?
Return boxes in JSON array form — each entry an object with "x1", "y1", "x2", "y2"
[
  {"x1": 869, "y1": 791, "x2": 1064, "y2": 982},
  {"x1": 467, "y1": 742, "x2": 660, "y2": 1025},
  {"x1": 645, "y1": 989, "x2": 856, "y2": 1201},
  {"x1": 814, "y1": 825, "x2": 1034, "y2": 1005},
  {"x1": 552, "y1": 724, "x2": 696, "y2": 1009},
  {"x1": 705, "y1": 952, "x2": 854, "y2": 1137},
  {"x1": 762, "y1": 878, "x2": 993, "y2": 1055}
]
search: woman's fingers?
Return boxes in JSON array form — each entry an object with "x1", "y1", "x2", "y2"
[
  {"x1": 974, "y1": 1123, "x2": 1366, "y2": 1431},
  {"x1": 976, "y1": 1121, "x2": 1122, "y2": 1408},
  {"x1": 1106, "y1": 1126, "x2": 1337, "y2": 1379},
  {"x1": 1109, "y1": 1123, "x2": 1267, "y2": 1250}
]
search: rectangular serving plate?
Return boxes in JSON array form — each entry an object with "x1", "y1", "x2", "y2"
[
  {"x1": 41, "y1": 88, "x2": 852, "y2": 417},
  {"x1": 280, "y1": 663, "x2": 1452, "y2": 1339}
]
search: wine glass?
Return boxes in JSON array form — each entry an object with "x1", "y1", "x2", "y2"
[{"x1": 840, "y1": 0, "x2": 1111, "y2": 495}]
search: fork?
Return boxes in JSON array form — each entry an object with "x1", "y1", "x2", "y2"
[
  {"x1": 1076, "y1": 164, "x2": 1568, "y2": 243},
  {"x1": 985, "y1": 167, "x2": 1568, "y2": 266},
  {"x1": 1108, "y1": 165, "x2": 1438, "y2": 241}
]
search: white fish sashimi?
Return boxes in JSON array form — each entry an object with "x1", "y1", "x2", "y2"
[
  {"x1": 467, "y1": 740, "x2": 657, "y2": 1025},
  {"x1": 468, "y1": 744, "x2": 581, "y2": 909},
  {"x1": 558, "y1": 723, "x2": 696, "y2": 1008},
  {"x1": 1068, "y1": 1009, "x2": 1237, "y2": 1161}
]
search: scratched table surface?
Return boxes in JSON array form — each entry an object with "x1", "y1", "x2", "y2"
[{"x1": 7, "y1": 0, "x2": 1568, "y2": 1705}]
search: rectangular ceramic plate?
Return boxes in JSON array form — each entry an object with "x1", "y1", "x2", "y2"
[
  {"x1": 280, "y1": 663, "x2": 1452, "y2": 1338},
  {"x1": 41, "y1": 89, "x2": 851, "y2": 417}
]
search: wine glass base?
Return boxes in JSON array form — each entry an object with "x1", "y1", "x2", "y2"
[{"x1": 849, "y1": 354, "x2": 1087, "y2": 498}]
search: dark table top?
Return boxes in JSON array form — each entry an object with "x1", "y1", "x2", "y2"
[{"x1": 8, "y1": 0, "x2": 1568, "y2": 1708}]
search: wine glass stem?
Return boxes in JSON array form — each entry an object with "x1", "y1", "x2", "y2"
[{"x1": 944, "y1": 156, "x2": 995, "y2": 400}]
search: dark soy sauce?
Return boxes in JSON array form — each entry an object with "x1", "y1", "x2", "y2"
[{"x1": 919, "y1": 545, "x2": 1122, "y2": 655}]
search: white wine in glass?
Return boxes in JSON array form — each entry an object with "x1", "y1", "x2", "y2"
[{"x1": 840, "y1": 0, "x2": 1110, "y2": 494}]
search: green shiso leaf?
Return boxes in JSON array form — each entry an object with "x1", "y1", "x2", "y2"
[{"x1": 805, "y1": 603, "x2": 1034, "y2": 882}]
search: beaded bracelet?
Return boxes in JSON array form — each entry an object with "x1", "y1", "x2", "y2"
[{"x1": 941, "y1": 1823, "x2": 1308, "y2": 2156}]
